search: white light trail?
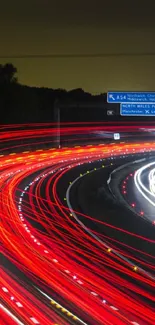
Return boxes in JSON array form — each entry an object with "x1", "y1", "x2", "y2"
[
  {"x1": 134, "y1": 161, "x2": 155, "y2": 207},
  {"x1": 0, "y1": 303, "x2": 25, "y2": 325}
]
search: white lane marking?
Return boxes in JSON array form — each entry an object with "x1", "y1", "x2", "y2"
[
  {"x1": 16, "y1": 302, "x2": 23, "y2": 308},
  {"x1": 110, "y1": 306, "x2": 118, "y2": 311},
  {"x1": 2, "y1": 287, "x2": 9, "y2": 292},
  {"x1": 91, "y1": 292, "x2": 98, "y2": 296},
  {"x1": 30, "y1": 317, "x2": 40, "y2": 324}
]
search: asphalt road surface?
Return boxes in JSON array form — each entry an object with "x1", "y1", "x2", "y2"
[{"x1": 1, "y1": 125, "x2": 155, "y2": 325}]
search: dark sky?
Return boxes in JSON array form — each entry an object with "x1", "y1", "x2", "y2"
[{"x1": 0, "y1": 0, "x2": 155, "y2": 92}]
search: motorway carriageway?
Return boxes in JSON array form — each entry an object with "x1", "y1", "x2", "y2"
[{"x1": 0, "y1": 124, "x2": 155, "y2": 325}]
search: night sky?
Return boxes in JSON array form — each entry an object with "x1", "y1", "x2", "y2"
[{"x1": 0, "y1": 0, "x2": 155, "y2": 93}]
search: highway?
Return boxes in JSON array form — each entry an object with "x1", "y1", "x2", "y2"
[{"x1": 0, "y1": 124, "x2": 155, "y2": 325}]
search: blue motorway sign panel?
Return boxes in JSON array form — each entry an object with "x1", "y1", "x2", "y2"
[
  {"x1": 108, "y1": 92, "x2": 155, "y2": 103},
  {"x1": 120, "y1": 103, "x2": 155, "y2": 116}
]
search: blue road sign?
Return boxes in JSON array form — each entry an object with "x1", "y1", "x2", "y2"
[
  {"x1": 108, "y1": 92, "x2": 155, "y2": 103},
  {"x1": 120, "y1": 103, "x2": 155, "y2": 116}
]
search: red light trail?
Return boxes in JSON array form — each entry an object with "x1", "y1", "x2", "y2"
[{"x1": 0, "y1": 124, "x2": 155, "y2": 325}]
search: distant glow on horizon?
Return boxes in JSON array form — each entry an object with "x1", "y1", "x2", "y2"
[{"x1": 0, "y1": 2, "x2": 155, "y2": 92}]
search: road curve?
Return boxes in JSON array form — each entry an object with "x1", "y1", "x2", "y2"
[{"x1": 1, "y1": 124, "x2": 155, "y2": 325}]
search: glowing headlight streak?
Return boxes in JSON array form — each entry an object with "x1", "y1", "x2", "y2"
[
  {"x1": 0, "y1": 303, "x2": 25, "y2": 325},
  {"x1": 66, "y1": 169, "x2": 155, "y2": 282},
  {"x1": 134, "y1": 161, "x2": 155, "y2": 207},
  {"x1": 0, "y1": 269, "x2": 70, "y2": 325},
  {"x1": 149, "y1": 168, "x2": 155, "y2": 195}
]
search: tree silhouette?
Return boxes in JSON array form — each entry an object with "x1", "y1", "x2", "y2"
[
  {"x1": 0, "y1": 63, "x2": 18, "y2": 123},
  {"x1": 0, "y1": 63, "x2": 17, "y2": 85}
]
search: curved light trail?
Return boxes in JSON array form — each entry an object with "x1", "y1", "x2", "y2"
[
  {"x1": 134, "y1": 161, "x2": 155, "y2": 207},
  {"x1": 0, "y1": 124, "x2": 155, "y2": 325},
  {"x1": 66, "y1": 169, "x2": 155, "y2": 283},
  {"x1": 149, "y1": 168, "x2": 155, "y2": 195}
]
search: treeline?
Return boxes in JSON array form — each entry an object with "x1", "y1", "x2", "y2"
[
  {"x1": 0, "y1": 63, "x2": 151, "y2": 124},
  {"x1": 0, "y1": 63, "x2": 109, "y2": 124}
]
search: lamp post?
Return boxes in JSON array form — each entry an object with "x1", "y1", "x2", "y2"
[{"x1": 54, "y1": 100, "x2": 60, "y2": 148}]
